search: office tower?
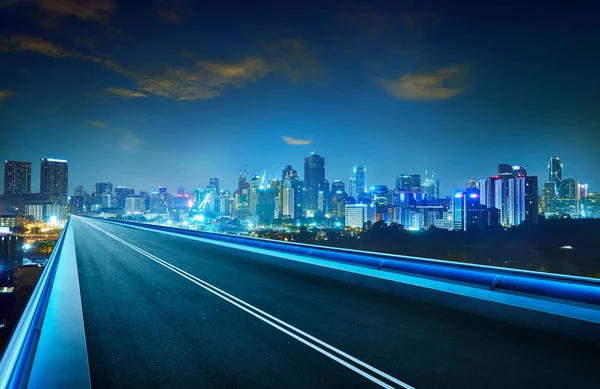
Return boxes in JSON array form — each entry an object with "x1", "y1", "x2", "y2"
[
  {"x1": 281, "y1": 180, "x2": 295, "y2": 219},
  {"x1": 95, "y1": 182, "x2": 113, "y2": 195},
  {"x1": 177, "y1": 187, "x2": 185, "y2": 196},
  {"x1": 469, "y1": 179, "x2": 480, "y2": 189},
  {"x1": 248, "y1": 175, "x2": 261, "y2": 215},
  {"x1": 465, "y1": 188, "x2": 482, "y2": 229},
  {"x1": 548, "y1": 157, "x2": 562, "y2": 197},
  {"x1": 561, "y1": 178, "x2": 579, "y2": 199},
  {"x1": 421, "y1": 176, "x2": 440, "y2": 201},
  {"x1": 40, "y1": 158, "x2": 68, "y2": 204},
  {"x1": 353, "y1": 165, "x2": 367, "y2": 199},
  {"x1": 4, "y1": 160, "x2": 31, "y2": 195},
  {"x1": 410, "y1": 174, "x2": 421, "y2": 192},
  {"x1": 344, "y1": 203, "x2": 376, "y2": 229},
  {"x1": 139, "y1": 190, "x2": 150, "y2": 211},
  {"x1": 158, "y1": 185, "x2": 167, "y2": 195},
  {"x1": 115, "y1": 187, "x2": 135, "y2": 210},
  {"x1": 396, "y1": 174, "x2": 411, "y2": 191},
  {"x1": 304, "y1": 153, "x2": 325, "y2": 215},
  {"x1": 348, "y1": 177, "x2": 356, "y2": 200},
  {"x1": 281, "y1": 165, "x2": 298, "y2": 181},
  {"x1": 525, "y1": 176, "x2": 539, "y2": 224},
  {"x1": 541, "y1": 181, "x2": 555, "y2": 214},
  {"x1": 73, "y1": 185, "x2": 84, "y2": 197},
  {"x1": 370, "y1": 185, "x2": 391, "y2": 204},
  {"x1": 125, "y1": 197, "x2": 145, "y2": 214},
  {"x1": 579, "y1": 184, "x2": 589, "y2": 200},
  {"x1": 452, "y1": 191, "x2": 466, "y2": 231},
  {"x1": 255, "y1": 185, "x2": 275, "y2": 223},
  {"x1": 208, "y1": 178, "x2": 219, "y2": 193}
]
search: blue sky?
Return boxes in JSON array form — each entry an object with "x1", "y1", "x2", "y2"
[{"x1": 0, "y1": 0, "x2": 598, "y2": 195}]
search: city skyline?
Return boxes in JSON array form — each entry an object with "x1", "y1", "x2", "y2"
[
  {"x1": 0, "y1": 154, "x2": 593, "y2": 199},
  {"x1": 1, "y1": 1, "x2": 599, "y2": 196}
]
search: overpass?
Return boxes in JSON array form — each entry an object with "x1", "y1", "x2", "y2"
[{"x1": 0, "y1": 215, "x2": 599, "y2": 388}]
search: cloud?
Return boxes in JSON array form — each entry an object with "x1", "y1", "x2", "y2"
[
  {"x1": 0, "y1": 0, "x2": 117, "y2": 23},
  {"x1": 0, "y1": 90, "x2": 16, "y2": 106},
  {"x1": 263, "y1": 39, "x2": 323, "y2": 83},
  {"x1": 119, "y1": 129, "x2": 140, "y2": 152},
  {"x1": 377, "y1": 65, "x2": 469, "y2": 101},
  {"x1": 282, "y1": 136, "x2": 313, "y2": 145},
  {"x1": 157, "y1": 0, "x2": 184, "y2": 24},
  {"x1": 135, "y1": 56, "x2": 269, "y2": 100},
  {"x1": 85, "y1": 120, "x2": 107, "y2": 127},
  {"x1": 105, "y1": 87, "x2": 148, "y2": 98}
]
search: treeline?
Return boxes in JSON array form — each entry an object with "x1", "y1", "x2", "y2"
[{"x1": 281, "y1": 219, "x2": 600, "y2": 278}]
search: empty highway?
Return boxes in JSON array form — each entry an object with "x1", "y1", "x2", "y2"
[{"x1": 71, "y1": 216, "x2": 599, "y2": 388}]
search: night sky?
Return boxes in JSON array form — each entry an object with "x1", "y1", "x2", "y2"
[{"x1": 1, "y1": 0, "x2": 598, "y2": 196}]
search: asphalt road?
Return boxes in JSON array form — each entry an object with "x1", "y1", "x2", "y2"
[{"x1": 72, "y1": 216, "x2": 599, "y2": 389}]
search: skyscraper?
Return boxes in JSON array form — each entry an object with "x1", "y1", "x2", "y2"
[
  {"x1": 396, "y1": 174, "x2": 411, "y2": 191},
  {"x1": 541, "y1": 181, "x2": 555, "y2": 214},
  {"x1": 40, "y1": 158, "x2": 68, "y2": 203},
  {"x1": 410, "y1": 174, "x2": 421, "y2": 192},
  {"x1": 4, "y1": 161, "x2": 31, "y2": 195},
  {"x1": 353, "y1": 165, "x2": 367, "y2": 199},
  {"x1": 304, "y1": 153, "x2": 325, "y2": 215},
  {"x1": 561, "y1": 178, "x2": 579, "y2": 199},
  {"x1": 548, "y1": 157, "x2": 562, "y2": 198},
  {"x1": 95, "y1": 182, "x2": 113, "y2": 195},
  {"x1": 208, "y1": 178, "x2": 219, "y2": 193},
  {"x1": 421, "y1": 176, "x2": 440, "y2": 201},
  {"x1": 525, "y1": 176, "x2": 539, "y2": 224}
]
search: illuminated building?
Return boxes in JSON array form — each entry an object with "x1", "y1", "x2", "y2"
[
  {"x1": 548, "y1": 157, "x2": 562, "y2": 197},
  {"x1": 402, "y1": 208, "x2": 424, "y2": 230},
  {"x1": 95, "y1": 182, "x2": 113, "y2": 196},
  {"x1": 281, "y1": 181, "x2": 295, "y2": 219},
  {"x1": 561, "y1": 178, "x2": 579, "y2": 200},
  {"x1": 208, "y1": 178, "x2": 219, "y2": 193},
  {"x1": 125, "y1": 197, "x2": 145, "y2": 214},
  {"x1": 579, "y1": 184, "x2": 589, "y2": 200},
  {"x1": 304, "y1": 153, "x2": 325, "y2": 215},
  {"x1": 541, "y1": 181, "x2": 555, "y2": 214},
  {"x1": 344, "y1": 203, "x2": 376, "y2": 229},
  {"x1": 248, "y1": 175, "x2": 261, "y2": 215},
  {"x1": 158, "y1": 185, "x2": 167, "y2": 195},
  {"x1": 40, "y1": 158, "x2": 68, "y2": 204},
  {"x1": 115, "y1": 187, "x2": 135, "y2": 210},
  {"x1": 353, "y1": 165, "x2": 367, "y2": 199},
  {"x1": 582, "y1": 193, "x2": 600, "y2": 218},
  {"x1": 4, "y1": 160, "x2": 31, "y2": 195},
  {"x1": 421, "y1": 174, "x2": 440, "y2": 201},
  {"x1": 395, "y1": 174, "x2": 411, "y2": 191},
  {"x1": 410, "y1": 175, "x2": 421, "y2": 192}
]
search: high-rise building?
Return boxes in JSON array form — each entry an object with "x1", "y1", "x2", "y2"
[
  {"x1": 158, "y1": 185, "x2": 167, "y2": 195},
  {"x1": 95, "y1": 182, "x2": 113, "y2": 195},
  {"x1": 344, "y1": 203, "x2": 376, "y2": 229},
  {"x1": 410, "y1": 174, "x2": 421, "y2": 192},
  {"x1": 469, "y1": 179, "x2": 480, "y2": 189},
  {"x1": 548, "y1": 157, "x2": 562, "y2": 198},
  {"x1": 125, "y1": 197, "x2": 145, "y2": 214},
  {"x1": 248, "y1": 175, "x2": 261, "y2": 215},
  {"x1": 421, "y1": 176, "x2": 440, "y2": 201},
  {"x1": 281, "y1": 180, "x2": 295, "y2": 219},
  {"x1": 541, "y1": 181, "x2": 555, "y2": 214},
  {"x1": 579, "y1": 184, "x2": 589, "y2": 200},
  {"x1": 115, "y1": 187, "x2": 135, "y2": 210},
  {"x1": 465, "y1": 188, "x2": 482, "y2": 229},
  {"x1": 4, "y1": 161, "x2": 31, "y2": 195},
  {"x1": 255, "y1": 185, "x2": 275, "y2": 223},
  {"x1": 208, "y1": 178, "x2": 219, "y2": 193},
  {"x1": 40, "y1": 158, "x2": 68, "y2": 204},
  {"x1": 561, "y1": 178, "x2": 579, "y2": 200},
  {"x1": 525, "y1": 176, "x2": 539, "y2": 224},
  {"x1": 353, "y1": 165, "x2": 367, "y2": 199},
  {"x1": 304, "y1": 153, "x2": 325, "y2": 215},
  {"x1": 396, "y1": 174, "x2": 411, "y2": 191},
  {"x1": 452, "y1": 191, "x2": 466, "y2": 231}
]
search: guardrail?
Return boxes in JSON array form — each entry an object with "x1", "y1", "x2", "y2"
[
  {"x1": 0, "y1": 219, "x2": 70, "y2": 389},
  {"x1": 99, "y1": 217, "x2": 600, "y2": 307}
]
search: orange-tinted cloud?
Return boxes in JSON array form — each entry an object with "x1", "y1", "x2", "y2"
[
  {"x1": 378, "y1": 64, "x2": 469, "y2": 101},
  {"x1": 105, "y1": 87, "x2": 148, "y2": 98},
  {"x1": 36, "y1": 0, "x2": 117, "y2": 23},
  {"x1": 0, "y1": 90, "x2": 16, "y2": 106}
]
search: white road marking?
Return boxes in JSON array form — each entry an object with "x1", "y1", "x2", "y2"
[{"x1": 79, "y1": 217, "x2": 415, "y2": 389}]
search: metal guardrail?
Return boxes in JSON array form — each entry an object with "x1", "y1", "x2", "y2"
[
  {"x1": 0, "y1": 219, "x2": 70, "y2": 389},
  {"x1": 100, "y1": 218, "x2": 600, "y2": 307}
]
